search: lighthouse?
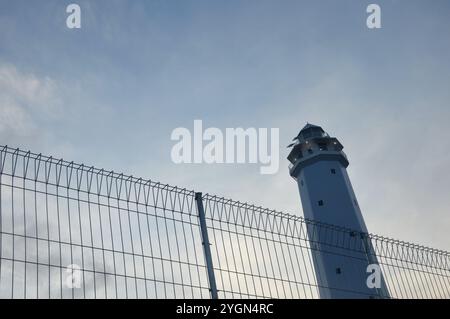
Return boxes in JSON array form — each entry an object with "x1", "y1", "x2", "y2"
[{"x1": 287, "y1": 123, "x2": 389, "y2": 299}]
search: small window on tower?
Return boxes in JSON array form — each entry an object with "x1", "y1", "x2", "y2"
[
  {"x1": 318, "y1": 200, "x2": 324, "y2": 206},
  {"x1": 331, "y1": 169, "x2": 336, "y2": 174},
  {"x1": 308, "y1": 149, "x2": 313, "y2": 154}
]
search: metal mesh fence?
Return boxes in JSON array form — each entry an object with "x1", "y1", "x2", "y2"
[
  {"x1": 0, "y1": 145, "x2": 449, "y2": 299},
  {"x1": 0, "y1": 146, "x2": 210, "y2": 298},
  {"x1": 201, "y1": 194, "x2": 450, "y2": 299}
]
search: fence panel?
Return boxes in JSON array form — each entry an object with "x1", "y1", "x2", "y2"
[
  {"x1": 201, "y1": 194, "x2": 450, "y2": 298},
  {"x1": 0, "y1": 146, "x2": 210, "y2": 299}
]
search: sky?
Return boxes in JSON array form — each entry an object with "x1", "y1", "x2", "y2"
[{"x1": 1, "y1": 0, "x2": 450, "y2": 251}]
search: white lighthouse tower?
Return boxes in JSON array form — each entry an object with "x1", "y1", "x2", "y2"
[{"x1": 288, "y1": 123, "x2": 389, "y2": 299}]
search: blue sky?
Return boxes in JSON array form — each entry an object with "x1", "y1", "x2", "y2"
[{"x1": 1, "y1": 0, "x2": 450, "y2": 250}]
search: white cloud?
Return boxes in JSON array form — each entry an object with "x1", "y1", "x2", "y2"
[{"x1": 0, "y1": 63, "x2": 61, "y2": 143}]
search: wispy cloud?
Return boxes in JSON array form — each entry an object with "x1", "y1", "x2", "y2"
[{"x1": 0, "y1": 64, "x2": 61, "y2": 141}]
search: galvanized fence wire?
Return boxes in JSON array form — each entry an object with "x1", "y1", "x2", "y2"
[
  {"x1": 201, "y1": 194, "x2": 450, "y2": 299},
  {"x1": 0, "y1": 146, "x2": 210, "y2": 299},
  {"x1": 0, "y1": 145, "x2": 449, "y2": 299}
]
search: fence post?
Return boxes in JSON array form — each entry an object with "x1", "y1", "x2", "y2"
[{"x1": 195, "y1": 192, "x2": 218, "y2": 299}]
